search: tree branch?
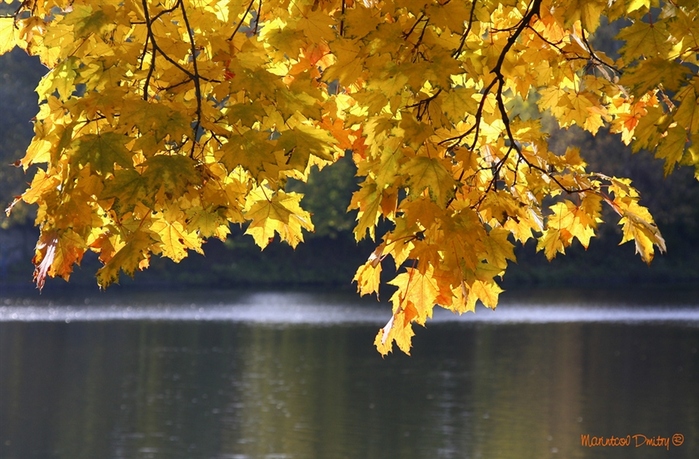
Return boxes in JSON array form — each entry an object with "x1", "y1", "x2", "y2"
[{"x1": 177, "y1": 0, "x2": 203, "y2": 155}]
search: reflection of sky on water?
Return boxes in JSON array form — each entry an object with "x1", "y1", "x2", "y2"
[
  {"x1": 1, "y1": 290, "x2": 698, "y2": 325},
  {"x1": 2, "y1": 289, "x2": 698, "y2": 459}
]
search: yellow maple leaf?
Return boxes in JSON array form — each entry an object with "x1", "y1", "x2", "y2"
[
  {"x1": 618, "y1": 201, "x2": 666, "y2": 264},
  {"x1": 537, "y1": 228, "x2": 566, "y2": 261},
  {"x1": 150, "y1": 209, "x2": 204, "y2": 262},
  {"x1": 469, "y1": 279, "x2": 503, "y2": 310},
  {"x1": 375, "y1": 265, "x2": 441, "y2": 354},
  {"x1": 400, "y1": 156, "x2": 456, "y2": 206},
  {"x1": 96, "y1": 229, "x2": 155, "y2": 287},
  {"x1": 349, "y1": 181, "x2": 382, "y2": 241},
  {"x1": 0, "y1": 17, "x2": 18, "y2": 55},
  {"x1": 353, "y1": 252, "x2": 383, "y2": 298},
  {"x1": 244, "y1": 187, "x2": 314, "y2": 249},
  {"x1": 482, "y1": 227, "x2": 516, "y2": 270}
]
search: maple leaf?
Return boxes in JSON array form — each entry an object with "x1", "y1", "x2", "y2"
[
  {"x1": 244, "y1": 187, "x2": 314, "y2": 249},
  {"x1": 33, "y1": 230, "x2": 86, "y2": 290},
  {"x1": 563, "y1": 0, "x2": 607, "y2": 32},
  {"x1": 656, "y1": 125, "x2": 688, "y2": 176},
  {"x1": 482, "y1": 228, "x2": 516, "y2": 270},
  {"x1": 353, "y1": 257, "x2": 383, "y2": 298},
  {"x1": 349, "y1": 181, "x2": 382, "y2": 241},
  {"x1": 36, "y1": 57, "x2": 78, "y2": 101},
  {"x1": 96, "y1": 229, "x2": 155, "y2": 287},
  {"x1": 150, "y1": 207, "x2": 204, "y2": 262},
  {"x1": 400, "y1": 156, "x2": 456, "y2": 206},
  {"x1": 220, "y1": 130, "x2": 276, "y2": 178},
  {"x1": 537, "y1": 228, "x2": 567, "y2": 261},
  {"x1": 72, "y1": 132, "x2": 133, "y2": 176},
  {"x1": 0, "y1": 18, "x2": 18, "y2": 55},
  {"x1": 617, "y1": 201, "x2": 666, "y2": 264},
  {"x1": 275, "y1": 124, "x2": 337, "y2": 170},
  {"x1": 61, "y1": 4, "x2": 115, "y2": 38},
  {"x1": 469, "y1": 279, "x2": 503, "y2": 310},
  {"x1": 620, "y1": 58, "x2": 691, "y2": 96},
  {"x1": 441, "y1": 87, "x2": 478, "y2": 124},
  {"x1": 142, "y1": 155, "x2": 201, "y2": 197},
  {"x1": 375, "y1": 266, "x2": 441, "y2": 355},
  {"x1": 617, "y1": 18, "x2": 673, "y2": 62},
  {"x1": 186, "y1": 207, "x2": 229, "y2": 240}
]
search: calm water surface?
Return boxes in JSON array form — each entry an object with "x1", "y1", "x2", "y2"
[{"x1": 1, "y1": 288, "x2": 698, "y2": 459}]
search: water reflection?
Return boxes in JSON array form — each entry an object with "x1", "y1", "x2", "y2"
[
  {"x1": 2, "y1": 289, "x2": 699, "y2": 324},
  {"x1": 0, "y1": 290, "x2": 698, "y2": 459}
]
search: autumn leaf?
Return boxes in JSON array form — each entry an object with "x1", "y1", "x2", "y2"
[
  {"x1": 353, "y1": 257, "x2": 382, "y2": 298},
  {"x1": 33, "y1": 230, "x2": 86, "y2": 290},
  {"x1": 96, "y1": 229, "x2": 155, "y2": 287},
  {"x1": 244, "y1": 187, "x2": 314, "y2": 249},
  {"x1": 72, "y1": 132, "x2": 133, "y2": 176},
  {"x1": 150, "y1": 208, "x2": 204, "y2": 262},
  {"x1": 400, "y1": 156, "x2": 456, "y2": 206},
  {"x1": 0, "y1": 17, "x2": 18, "y2": 54},
  {"x1": 375, "y1": 266, "x2": 440, "y2": 355}
]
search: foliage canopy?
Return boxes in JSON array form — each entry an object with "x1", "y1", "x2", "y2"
[{"x1": 2, "y1": 0, "x2": 697, "y2": 354}]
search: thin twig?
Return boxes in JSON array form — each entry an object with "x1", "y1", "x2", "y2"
[
  {"x1": 178, "y1": 0, "x2": 203, "y2": 155},
  {"x1": 228, "y1": 0, "x2": 256, "y2": 41},
  {"x1": 453, "y1": 0, "x2": 478, "y2": 58}
]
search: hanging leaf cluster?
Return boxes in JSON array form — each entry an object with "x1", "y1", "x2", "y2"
[{"x1": 2, "y1": 0, "x2": 697, "y2": 354}]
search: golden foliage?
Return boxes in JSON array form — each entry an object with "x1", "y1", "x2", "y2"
[{"x1": 4, "y1": 0, "x2": 696, "y2": 353}]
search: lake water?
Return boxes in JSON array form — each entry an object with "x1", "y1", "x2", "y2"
[{"x1": 1, "y1": 287, "x2": 698, "y2": 459}]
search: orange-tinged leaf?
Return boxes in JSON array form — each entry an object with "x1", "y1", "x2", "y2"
[{"x1": 33, "y1": 230, "x2": 86, "y2": 290}]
